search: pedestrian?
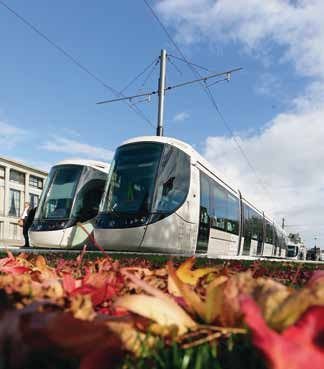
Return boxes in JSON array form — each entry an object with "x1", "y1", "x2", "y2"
[
  {"x1": 20, "y1": 202, "x2": 31, "y2": 247},
  {"x1": 24, "y1": 206, "x2": 37, "y2": 247}
]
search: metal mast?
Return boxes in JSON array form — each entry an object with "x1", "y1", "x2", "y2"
[
  {"x1": 156, "y1": 49, "x2": 167, "y2": 136},
  {"x1": 96, "y1": 50, "x2": 242, "y2": 137}
]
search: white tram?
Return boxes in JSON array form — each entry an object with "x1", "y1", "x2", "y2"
[
  {"x1": 95, "y1": 136, "x2": 288, "y2": 257},
  {"x1": 30, "y1": 159, "x2": 109, "y2": 248},
  {"x1": 286, "y1": 242, "x2": 307, "y2": 260}
]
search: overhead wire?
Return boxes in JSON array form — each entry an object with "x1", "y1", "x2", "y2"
[
  {"x1": 139, "y1": 58, "x2": 160, "y2": 90},
  {"x1": 168, "y1": 54, "x2": 210, "y2": 73},
  {"x1": 167, "y1": 56, "x2": 183, "y2": 76},
  {"x1": 120, "y1": 57, "x2": 159, "y2": 94},
  {"x1": 143, "y1": 0, "x2": 275, "y2": 203},
  {"x1": 0, "y1": 0, "x2": 155, "y2": 129}
]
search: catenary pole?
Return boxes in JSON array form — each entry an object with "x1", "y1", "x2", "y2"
[
  {"x1": 96, "y1": 49, "x2": 242, "y2": 136},
  {"x1": 156, "y1": 49, "x2": 167, "y2": 136}
]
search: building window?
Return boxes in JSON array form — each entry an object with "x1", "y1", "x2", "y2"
[
  {"x1": 8, "y1": 189, "x2": 21, "y2": 217},
  {"x1": 9, "y1": 222, "x2": 21, "y2": 240},
  {"x1": 10, "y1": 169, "x2": 25, "y2": 184},
  {"x1": 0, "y1": 221, "x2": 3, "y2": 239},
  {"x1": 29, "y1": 175, "x2": 43, "y2": 189},
  {"x1": 0, "y1": 166, "x2": 5, "y2": 179},
  {"x1": 0, "y1": 186, "x2": 4, "y2": 216},
  {"x1": 29, "y1": 193, "x2": 39, "y2": 208}
]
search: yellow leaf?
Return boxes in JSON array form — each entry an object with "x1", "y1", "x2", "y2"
[
  {"x1": 268, "y1": 282, "x2": 324, "y2": 330},
  {"x1": 168, "y1": 261, "x2": 205, "y2": 317},
  {"x1": 205, "y1": 276, "x2": 227, "y2": 323},
  {"x1": 176, "y1": 257, "x2": 219, "y2": 286},
  {"x1": 115, "y1": 294, "x2": 196, "y2": 335},
  {"x1": 253, "y1": 278, "x2": 291, "y2": 322},
  {"x1": 168, "y1": 261, "x2": 227, "y2": 323}
]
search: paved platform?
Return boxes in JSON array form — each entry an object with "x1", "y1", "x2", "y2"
[
  {"x1": 0, "y1": 240, "x2": 24, "y2": 248},
  {"x1": 0, "y1": 246, "x2": 323, "y2": 263}
]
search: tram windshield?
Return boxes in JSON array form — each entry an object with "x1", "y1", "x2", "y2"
[
  {"x1": 103, "y1": 143, "x2": 163, "y2": 214},
  {"x1": 36, "y1": 165, "x2": 82, "y2": 220},
  {"x1": 287, "y1": 245, "x2": 298, "y2": 257},
  {"x1": 35, "y1": 164, "x2": 106, "y2": 222},
  {"x1": 101, "y1": 142, "x2": 190, "y2": 217}
]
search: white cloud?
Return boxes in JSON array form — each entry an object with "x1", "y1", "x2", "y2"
[
  {"x1": 255, "y1": 73, "x2": 281, "y2": 97},
  {"x1": 0, "y1": 121, "x2": 26, "y2": 149},
  {"x1": 10, "y1": 157, "x2": 52, "y2": 173},
  {"x1": 61, "y1": 127, "x2": 81, "y2": 138},
  {"x1": 157, "y1": 0, "x2": 324, "y2": 78},
  {"x1": 204, "y1": 103, "x2": 324, "y2": 246},
  {"x1": 157, "y1": 0, "x2": 324, "y2": 246},
  {"x1": 173, "y1": 111, "x2": 190, "y2": 122},
  {"x1": 41, "y1": 136, "x2": 114, "y2": 161}
]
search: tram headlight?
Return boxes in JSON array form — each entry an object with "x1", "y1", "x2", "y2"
[{"x1": 31, "y1": 219, "x2": 71, "y2": 231}]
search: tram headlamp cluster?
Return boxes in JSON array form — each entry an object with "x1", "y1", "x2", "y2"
[
  {"x1": 30, "y1": 219, "x2": 72, "y2": 232},
  {"x1": 95, "y1": 214, "x2": 148, "y2": 228}
]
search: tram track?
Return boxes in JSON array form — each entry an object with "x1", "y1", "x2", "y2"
[{"x1": 0, "y1": 246, "x2": 323, "y2": 264}]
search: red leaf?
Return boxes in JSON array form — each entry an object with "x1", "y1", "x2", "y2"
[
  {"x1": 62, "y1": 273, "x2": 77, "y2": 294},
  {"x1": 0, "y1": 253, "x2": 31, "y2": 275},
  {"x1": 307, "y1": 271, "x2": 324, "y2": 287},
  {"x1": 90, "y1": 284, "x2": 116, "y2": 306},
  {"x1": 241, "y1": 295, "x2": 324, "y2": 369}
]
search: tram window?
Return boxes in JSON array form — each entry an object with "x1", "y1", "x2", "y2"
[
  {"x1": 227, "y1": 195, "x2": 239, "y2": 234},
  {"x1": 71, "y1": 167, "x2": 107, "y2": 222},
  {"x1": 250, "y1": 210, "x2": 263, "y2": 241},
  {"x1": 242, "y1": 204, "x2": 252, "y2": 255},
  {"x1": 210, "y1": 183, "x2": 226, "y2": 230},
  {"x1": 250, "y1": 210, "x2": 258, "y2": 240},
  {"x1": 243, "y1": 205, "x2": 252, "y2": 237},
  {"x1": 199, "y1": 173, "x2": 211, "y2": 214},
  {"x1": 208, "y1": 178, "x2": 239, "y2": 235},
  {"x1": 278, "y1": 233, "x2": 286, "y2": 256},
  {"x1": 198, "y1": 172, "x2": 239, "y2": 235},
  {"x1": 273, "y1": 230, "x2": 279, "y2": 254},
  {"x1": 282, "y1": 236, "x2": 287, "y2": 250},
  {"x1": 103, "y1": 143, "x2": 163, "y2": 214},
  {"x1": 265, "y1": 222, "x2": 273, "y2": 244},
  {"x1": 152, "y1": 145, "x2": 190, "y2": 213},
  {"x1": 278, "y1": 235, "x2": 282, "y2": 256}
]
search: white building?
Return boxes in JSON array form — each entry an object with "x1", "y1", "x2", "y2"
[{"x1": 0, "y1": 156, "x2": 47, "y2": 245}]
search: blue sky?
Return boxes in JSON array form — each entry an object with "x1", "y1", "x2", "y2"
[{"x1": 1, "y1": 0, "x2": 324, "y2": 246}]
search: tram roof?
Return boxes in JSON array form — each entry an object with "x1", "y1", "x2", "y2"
[
  {"x1": 122, "y1": 136, "x2": 285, "y2": 233},
  {"x1": 122, "y1": 136, "x2": 238, "y2": 191},
  {"x1": 54, "y1": 159, "x2": 110, "y2": 173},
  {"x1": 122, "y1": 136, "x2": 248, "y2": 195}
]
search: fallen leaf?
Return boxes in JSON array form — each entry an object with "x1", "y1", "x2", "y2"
[{"x1": 241, "y1": 295, "x2": 324, "y2": 369}]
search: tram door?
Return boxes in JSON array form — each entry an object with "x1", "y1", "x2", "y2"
[
  {"x1": 196, "y1": 173, "x2": 211, "y2": 253},
  {"x1": 196, "y1": 206, "x2": 210, "y2": 253},
  {"x1": 242, "y1": 204, "x2": 252, "y2": 255}
]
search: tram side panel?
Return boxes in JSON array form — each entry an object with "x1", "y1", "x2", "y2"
[
  {"x1": 30, "y1": 227, "x2": 66, "y2": 248},
  {"x1": 249, "y1": 239, "x2": 259, "y2": 257},
  {"x1": 262, "y1": 242, "x2": 273, "y2": 257},
  {"x1": 31, "y1": 220, "x2": 95, "y2": 249},
  {"x1": 60, "y1": 220, "x2": 94, "y2": 248},
  {"x1": 140, "y1": 164, "x2": 200, "y2": 254},
  {"x1": 139, "y1": 213, "x2": 197, "y2": 254},
  {"x1": 207, "y1": 229, "x2": 239, "y2": 258}
]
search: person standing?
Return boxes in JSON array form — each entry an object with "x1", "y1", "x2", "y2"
[{"x1": 20, "y1": 202, "x2": 31, "y2": 247}]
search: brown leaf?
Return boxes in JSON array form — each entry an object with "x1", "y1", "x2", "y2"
[{"x1": 0, "y1": 303, "x2": 123, "y2": 369}]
